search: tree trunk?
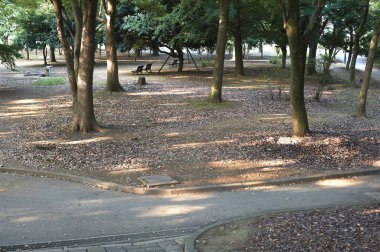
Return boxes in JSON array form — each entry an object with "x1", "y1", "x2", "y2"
[
  {"x1": 26, "y1": 47, "x2": 29, "y2": 60},
  {"x1": 282, "y1": 0, "x2": 325, "y2": 136},
  {"x1": 51, "y1": 0, "x2": 77, "y2": 98},
  {"x1": 210, "y1": 0, "x2": 230, "y2": 103},
  {"x1": 350, "y1": 0, "x2": 369, "y2": 86},
  {"x1": 280, "y1": 45, "x2": 287, "y2": 69},
  {"x1": 52, "y1": 0, "x2": 100, "y2": 133},
  {"x1": 73, "y1": 5, "x2": 83, "y2": 77},
  {"x1": 307, "y1": 42, "x2": 318, "y2": 75},
  {"x1": 357, "y1": 20, "x2": 380, "y2": 117},
  {"x1": 103, "y1": 0, "x2": 123, "y2": 92},
  {"x1": 42, "y1": 46, "x2": 48, "y2": 65},
  {"x1": 71, "y1": 0, "x2": 100, "y2": 133},
  {"x1": 233, "y1": 0, "x2": 244, "y2": 76},
  {"x1": 346, "y1": 29, "x2": 353, "y2": 69},
  {"x1": 177, "y1": 46, "x2": 184, "y2": 72},
  {"x1": 50, "y1": 46, "x2": 57, "y2": 62}
]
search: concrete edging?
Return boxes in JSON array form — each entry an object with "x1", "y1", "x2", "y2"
[{"x1": 0, "y1": 166, "x2": 379, "y2": 196}]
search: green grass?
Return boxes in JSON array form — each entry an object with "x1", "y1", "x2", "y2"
[
  {"x1": 188, "y1": 99, "x2": 237, "y2": 110},
  {"x1": 33, "y1": 77, "x2": 66, "y2": 86}
]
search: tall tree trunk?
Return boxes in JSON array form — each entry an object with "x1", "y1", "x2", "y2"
[
  {"x1": 102, "y1": 0, "x2": 123, "y2": 92},
  {"x1": 233, "y1": 0, "x2": 244, "y2": 76},
  {"x1": 357, "y1": 20, "x2": 380, "y2": 117},
  {"x1": 72, "y1": 0, "x2": 100, "y2": 133},
  {"x1": 42, "y1": 46, "x2": 48, "y2": 65},
  {"x1": 26, "y1": 47, "x2": 29, "y2": 60},
  {"x1": 350, "y1": 0, "x2": 369, "y2": 86},
  {"x1": 280, "y1": 44, "x2": 287, "y2": 69},
  {"x1": 210, "y1": 0, "x2": 230, "y2": 103},
  {"x1": 50, "y1": 46, "x2": 57, "y2": 62},
  {"x1": 281, "y1": 0, "x2": 325, "y2": 136},
  {"x1": 52, "y1": 0, "x2": 100, "y2": 133}
]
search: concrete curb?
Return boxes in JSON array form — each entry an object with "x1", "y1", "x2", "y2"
[
  {"x1": 0, "y1": 166, "x2": 379, "y2": 195},
  {"x1": 184, "y1": 202, "x2": 380, "y2": 252}
]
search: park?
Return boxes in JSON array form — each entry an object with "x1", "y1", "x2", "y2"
[{"x1": 0, "y1": 0, "x2": 379, "y2": 251}]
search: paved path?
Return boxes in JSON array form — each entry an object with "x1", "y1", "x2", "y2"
[{"x1": 1, "y1": 173, "x2": 380, "y2": 251}]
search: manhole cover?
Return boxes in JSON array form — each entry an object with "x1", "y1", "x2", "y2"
[{"x1": 138, "y1": 175, "x2": 179, "y2": 188}]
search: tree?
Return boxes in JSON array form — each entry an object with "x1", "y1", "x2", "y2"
[
  {"x1": 0, "y1": 44, "x2": 21, "y2": 70},
  {"x1": 52, "y1": 0, "x2": 101, "y2": 133},
  {"x1": 349, "y1": 0, "x2": 369, "y2": 87},
  {"x1": 306, "y1": 19, "x2": 327, "y2": 75},
  {"x1": 101, "y1": 0, "x2": 124, "y2": 92},
  {"x1": 280, "y1": 0, "x2": 325, "y2": 137},
  {"x1": 210, "y1": 0, "x2": 230, "y2": 103},
  {"x1": 357, "y1": 19, "x2": 380, "y2": 117},
  {"x1": 232, "y1": 0, "x2": 244, "y2": 76}
]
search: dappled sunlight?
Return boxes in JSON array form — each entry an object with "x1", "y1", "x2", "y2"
[
  {"x1": 128, "y1": 91, "x2": 193, "y2": 96},
  {"x1": 208, "y1": 159, "x2": 296, "y2": 171},
  {"x1": 161, "y1": 132, "x2": 184, "y2": 137},
  {"x1": 169, "y1": 140, "x2": 234, "y2": 150},
  {"x1": 7, "y1": 98, "x2": 46, "y2": 105},
  {"x1": 372, "y1": 160, "x2": 380, "y2": 167},
  {"x1": 0, "y1": 111, "x2": 47, "y2": 118},
  {"x1": 257, "y1": 114, "x2": 291, "y2": 121},
  {"x1": 12, "y1": 216, "x2": 40, "y2": 223},
  {"x1": 29, "y1": 136, "x2": 113, "y2": 146},
  {"x1": 158, "y1": 102, "x2": 187, "y2": 107},
  {"x1": 164, "y1": 193, "x2": 215, "y2": 202},
  {"x1": 108, "y1": 167, "x2": 149, "y2": 175},
  {"x1": 157, "y1": 117, "x2": 182, "y2": 123},
  {"x1": 137, "y1": 204, "x2": 206, "y2": 217},
  {"x1": 77, "y1": 210, "x2": 111, "y2": 217},
  {"x1": 0, "y1": 131, "x2": 13, "y2": 137},
  {"x1": 363, "y1": 209, "x2": 380, "y2": 214},
  {"x1": 315, "y1": 178, "x2": 364, "y2": 188}
]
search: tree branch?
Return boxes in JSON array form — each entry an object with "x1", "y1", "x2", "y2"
[
  {"x1": 302, "y1": 0, "x2": 326, "y2": 42},
  {"x1": 355, "y1": 0, "x2": 369, "y2": 37},
  {"x1": 279, "y1": 0, "x2": 287, "y2": 29}
]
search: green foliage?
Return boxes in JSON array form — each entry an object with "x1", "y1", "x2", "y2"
[
  {"x1": 201, "y1": 60, "x2": 214, "y2": 67},
  {"x1": 0, "y1": 44, "x2": 21, "y2": 70},
  {"x1": 317, "y1": 53, "x2": 336, "y2": 74},
  {"x1": 269, "y1": 56, "x2": 280, "y2": 65},
  {"x1": 33, "y1": 77, "x2": 66, "y2": 86}
]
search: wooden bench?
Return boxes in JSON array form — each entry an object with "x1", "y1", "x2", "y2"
[
  {"x1": 143, "y1": 63, "x2": 153, "y2": 73},
  {"x1": 132, "y1": 65, "x2": 144, "y2": 74},
  {"x1": 168, "y1": 59, "x2": 178, "y2": 67}
]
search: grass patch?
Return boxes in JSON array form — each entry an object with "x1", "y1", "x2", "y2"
[
  {"x1": 33, "y1": 77, "x2": 65, "y2": 86},
  {"x1": 188, "y1": 99, "x2": 237, "y2": 110}
]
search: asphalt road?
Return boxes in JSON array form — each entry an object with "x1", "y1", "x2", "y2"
[{"x1": 0, "y1": 173, "x2": 379, "y2": 247}]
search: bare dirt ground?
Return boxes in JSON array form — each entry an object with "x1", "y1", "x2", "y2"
[
  {"x1": 195, "y1": 203, "x2": 380, "y2": 252},
  {"x1": 0, "y1": 57, "x2": 379, "y2": 187}
]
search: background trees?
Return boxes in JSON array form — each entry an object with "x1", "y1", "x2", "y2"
[{"x1": 1, "y1": 0, "x2": 380, "y2": 136}]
